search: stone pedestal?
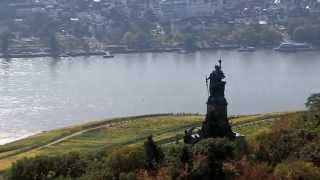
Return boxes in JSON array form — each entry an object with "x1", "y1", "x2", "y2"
[{"x1": 201, "y1": 83, "x2": 235, "y2": 139}]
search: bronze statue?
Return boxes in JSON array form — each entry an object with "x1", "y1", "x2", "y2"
[
  {"x1": 202, "y1": 59, "x2": 235, "y2": 139},
  {"x1": 206, "y1": 60, "x2": 225, "y2": 98},
  {"x1": 184, "y1": 59, "x2": 235, "y2": 144}
]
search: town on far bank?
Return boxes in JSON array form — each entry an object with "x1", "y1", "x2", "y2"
[{"x1": 1, "y1": 0, "x2": 320, "y2": 58}]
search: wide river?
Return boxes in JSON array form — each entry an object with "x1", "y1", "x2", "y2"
[{"x1": 1, "y1": 50, "x2": 320, "y2": 144}]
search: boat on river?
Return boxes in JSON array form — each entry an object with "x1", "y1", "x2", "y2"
[
  {"x1": 274, "y1": 42, "x2": 314, "y2": 52},
  {"x1": 237, "y1": 46, "x2": 256, "y2": 52},
  {"x1": 178, "y1": 48, "x2": 196, "y2": 54},
  {"x1": 103, "y1": 51, "x2": 114, "y2": 58}
]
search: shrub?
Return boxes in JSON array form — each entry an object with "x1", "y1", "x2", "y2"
[
  {"x1": 232, "y1": 137, "x2": 249, "y2": 159},
  {"x1": 165, "y1": 144, "x2": 185, "y2": 162},
  {"x1": 251, "y1": 127, "x2": 307, "y2": 164},
  {"x1": 193, "y1": 138, "x2": 235, "y2": 158},
  {"x1": 207, "y1": 138, "x2": 234, "y2": 179},
  {"x1": 305, "y1": 93, "x2": 320, "y2": 128},
  {"x1": 119, "y1": 172, "x2": 136, "y2": 180},
  {"x1": 274, "y1": 160, "x2": 320, "y2": 180},
  {"x1": 306, "y1": 93, "x2": 320, "y2": 112},
  {"x1": 144, "y1": 136, "x2": 164, "y2": 170},
  {"x1": 190, "y1": 138, "x2": 234, "y2": 179},
  {"x1": 188, "y1": 157, "x2": 209, "y2": 180},
  {"x1": 163, "y1": 144, "x2": 188, "y2": 179},
  {"x1": 9, "y1": 152, "x2": 87, "y2": 180},
  {"x1": 180, "y1": 146, "x2": 192, "y2": 165},
  {"x1": 192, "y1": 138, "x2": 213, "y2": 155},
  {"x1": 224, "y1": 159, "x2": 275, "y2": 180},
  {"x1": 296, "y1": 141, "x2": 320, "y2": 166},
  {"x1": 78, "y1": 160, "x2": 113, "y2": 180},
  {"x1": 107, "y1": 146, "x2": 145, "y2": 177}
]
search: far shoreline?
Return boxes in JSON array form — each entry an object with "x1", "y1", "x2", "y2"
[{"x1": 1, "y1": 46, "x2": 319, "y2": 59}]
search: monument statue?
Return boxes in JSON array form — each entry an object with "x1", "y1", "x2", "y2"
[
  {"x1": 206, "y1": 60, "x2": 225, "y2": 98},
  {"x1": 201, "y1": 60, "x2": 235, "y2": 139}
]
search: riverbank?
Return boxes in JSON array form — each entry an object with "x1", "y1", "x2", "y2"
[
  {"x1": 0, "y1": 133, "x2": 40, "y2": 146},
  {"x1": 0, "y1": 111, "x2": 302, "y2": 172},
  {"x1": 1, "y1": 46, "x2": 319, "y2": 59},
  {"x1": 0, "y1": 51, "x2": 107, "y2": 59}
]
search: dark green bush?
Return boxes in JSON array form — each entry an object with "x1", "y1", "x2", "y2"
[
  {"x1": 251, "y1": 128, "x2": 312, "y2": 164},
  {"x1": 78, "y1": 159, "x2": 113, "y2": 180},
  {"x1": 296, "y1": 140, "x2": 320, "y2": 164},
  {"x1": 9, "y1": 152, "x2": 87, "y2": 180},
  {"x1": 193, "y1": 138, "x2": 235, "y2": 157},
  {"x1": 119, "y1": 172, "x2": 136, "y2": 180},
  {"x1": 107, "y1": 146, "x2": 145, "y2": 177},
  {"x1": 274, "y1": 160, "x2": 320, "y2": 180}
]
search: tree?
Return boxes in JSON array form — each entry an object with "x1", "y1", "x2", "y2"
[
  {"x1": 9, "y1": 152, "x2": 87, "y2": 180},
  {"x1": 47, "y1": 33, "x2": 61, "y2": 57},
  {"x1": 297, "y1": 141, "x2": 320, "y2": 164},
  {"x1": 0, "y1": 32, "x2": 13, "y2": 56},
  {"x1": 229, "y1": 25, "x2": 283, "y2": 46},
  {"x1": 259, "y1": 28, "x2": 283, "y2": 45},
  {"x1": 293, "y1": 25, "x2": 320, "y2": 44},
  {"x1": 122, "y1": 31, "x2": 137, "y2": 48},
  {"x1": 122, "y1": 31, "x2": 151, "y2": 49},
  {"x1": 251, "y1": 128, "x2": 307, "y2": 164},
  {"x1": 306, "y1": 93, "x2": 320, "y2": 112},
  {"x1": 225, "y1": 159, "x2": 275, "y2": 180},
  {"x1": 231, "y1": 26, "x2": 260, "y2": 46},
  {"x1": 274, "y1": 160, "x2": 320, "y2": 180},
  {"x1": 305, "y1": 93, "x2": 320, "y2": 127},
  {"x1": 143, "y1": 9, "x2": 158, "y2": 23},
  {"x1": 183, "y1": 34, "x2": 197, "y2": 50},
  {"x1": 107, "y1": 146, "x2": 145, "y2": 178},
  {"x1": 180, "y1": 146, "x2": 193, "y2": 172},
  {"x1": 144, "y1": 136, "x2": 164, "y2": 171},
  {"x1": 207, "y1": 138, "x2": 234, "y2": 179}
]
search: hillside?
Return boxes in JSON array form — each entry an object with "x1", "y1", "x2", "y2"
[{"x1": 0, "y1": 111, "x2": 299, "y2": 173}]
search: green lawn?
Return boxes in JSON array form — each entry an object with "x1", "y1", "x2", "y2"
[
  {"x1": 0, "y1": 114, "x2": 203, "y2": 171},
  {"x1": 0, "y1": 111, "x2": 302, "y2": 171},
  {"x1": 0, "y1": 114, "x2": 176, "y2": 158},
  {"x1": 38, "y1": 115, "x2": 204, "y2": 155}
]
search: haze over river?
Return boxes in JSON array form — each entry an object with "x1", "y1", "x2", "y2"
[{"x1": 1, "y1": 50, "x2": 320, "y2": 144}]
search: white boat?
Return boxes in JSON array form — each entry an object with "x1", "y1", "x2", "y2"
[
  {"x1": 237, "y1": 46, "x2": 256, "y2": 52},
  {"x1": 103, "y1": 51, "x2": 114, "y2": 58},
  {"x1": 274, "y1": 42, "x2": 313, "y2": 52}
]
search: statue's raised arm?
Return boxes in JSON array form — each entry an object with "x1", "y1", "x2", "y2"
[{"x1": 207, "y1": 60, "x2": 226, "y2": 97}]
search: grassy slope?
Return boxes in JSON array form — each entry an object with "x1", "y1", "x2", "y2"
[{"x1": 0, "y1": 111, "x2": 301, "y2": 171}]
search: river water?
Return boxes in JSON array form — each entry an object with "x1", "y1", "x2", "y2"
[{"x1": 1, "y1": 50, "x2": 320, "y2": 144}]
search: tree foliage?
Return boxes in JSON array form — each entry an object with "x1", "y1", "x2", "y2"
[
  {"x1": 306, "y1": 93, "x2": 320, "y2": 112},
  {"x1": 9, "y1": 152, "x2": 87, "y2": 180},
  {"x1": 0, "y1": 32, "x2": 13, "y2": 55},
  {"x1": 293, "y1": 25, "x2": 320, "y2": 44},
  {"x1": 274, "y1": 160, "x2": 320, "y2": 180},
  {"x1": 107, "y1": 146, "x2": 145, "y2": 177},
  {"x1": 230, "y1": 25, "x2": 282, "y2": 46},
  {"x1": 144, "y1": 136, "x2": 164, "y2": 170}
]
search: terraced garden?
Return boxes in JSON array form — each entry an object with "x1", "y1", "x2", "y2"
[{"x1": 0, "y1": 111, "x2": 302, "y2": 172}]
